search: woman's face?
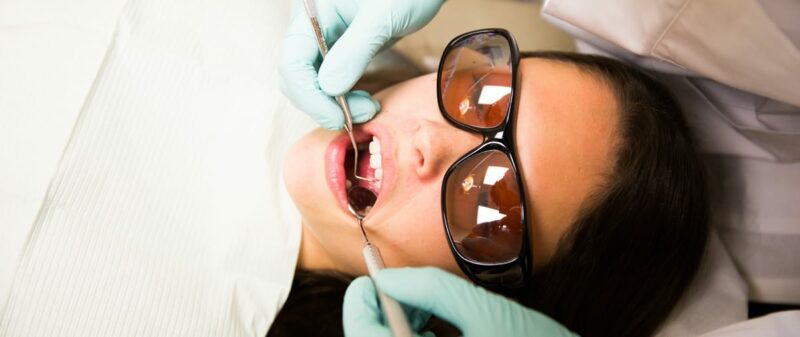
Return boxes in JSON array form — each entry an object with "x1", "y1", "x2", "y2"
[{"x1": 284, "y1": 58, "x2": 619, "y2": 277}]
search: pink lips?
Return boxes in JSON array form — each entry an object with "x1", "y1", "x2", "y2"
[{"x1": 325, "y1": 123, "x2": 395, "y2": 218}]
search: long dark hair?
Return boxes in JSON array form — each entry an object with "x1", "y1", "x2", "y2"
[
  {"x1": 268, "y1": 51, "x2": 709, "y2": 337},
  {"x1": 520, "y1": 51, "x2": 709, "y2": 337},
  {"x1": 266, "y1": 270, "x2": 352, "y2": 337}
]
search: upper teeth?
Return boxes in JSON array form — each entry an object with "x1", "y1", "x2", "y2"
[{"x1": 369, "y1": 137, "x2": 382, "y2": 180}]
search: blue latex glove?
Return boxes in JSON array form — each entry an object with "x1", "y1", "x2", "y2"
[
  {"x1": 343, "y1": 267, "x2": 579, "y2": 337},
  {"x1": 279, "y1": 0, "x2": 444, "y2": 129}
]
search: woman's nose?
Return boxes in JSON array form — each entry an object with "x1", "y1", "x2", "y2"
[{"x1": 412, "y1": 119, "x2": 482, "y2": 181}]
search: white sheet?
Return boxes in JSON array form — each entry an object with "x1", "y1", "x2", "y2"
[{"x1": 0, "y1": 0, "x2": 314, "y2": 335}]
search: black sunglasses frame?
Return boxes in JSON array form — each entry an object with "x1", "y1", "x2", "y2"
[{"x1": 437, "y1": 28, "x2": 531, "y2": 291}]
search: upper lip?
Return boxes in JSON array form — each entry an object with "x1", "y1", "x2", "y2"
[{"x1": 325, "y1": 122, "x2": 395, "y2": 220}]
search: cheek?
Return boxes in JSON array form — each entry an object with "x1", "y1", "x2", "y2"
[
  {"x1": 369, "y1": 185, "x2": 464, "y2": 277},
  {"x1": 283, "y1": 136, "x2": 315, "y2": 205},
  {"x1": 283, "y1": 133, "x2": 325, "y2": 207},
  {"x1": 283, "y1": 130, "x2": 336, "y2": 216}
]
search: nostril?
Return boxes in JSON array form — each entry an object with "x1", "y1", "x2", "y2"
[{"x1": 416, "y1": 149, "x2": 425, "y2": 169}]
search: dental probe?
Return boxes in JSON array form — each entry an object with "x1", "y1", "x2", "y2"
[
  {"x1": 302, "y1": 0, "x2": 374, "y2": 183},
  {"x1": 350, "y1": 210, "x2": 413, "y2": 337},
  {"x1": 304, "y1": 1, "x2": 404, "y2": 332}
]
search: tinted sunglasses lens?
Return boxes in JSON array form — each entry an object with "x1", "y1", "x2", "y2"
[
  {"x1": 445, "y1": 150, "x2": 524, "y2": 264},
  {"x1": 440, "y1": 33, "x2": 513, "y2": 129}
]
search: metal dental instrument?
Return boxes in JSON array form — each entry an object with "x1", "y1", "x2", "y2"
[
  {"x1": 302, "y1": 2, "x2": 408, "y2": 336},
  {"x1": 302, "y1": 0, "x2": 375, "y2": 183},
  {"x1": 348, "y1": 204, "x2": 413, "y2": 337}
]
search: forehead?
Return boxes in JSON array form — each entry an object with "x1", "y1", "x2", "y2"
[
  {"x1": 513, "y1": 58, "x2": 619, "y2": 262},
  {"x1": 514, "y1": 58, "x2": 618, "y2": 141}
]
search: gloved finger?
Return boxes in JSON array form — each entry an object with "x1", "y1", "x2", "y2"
[
  {"x1": 280, "y1": 79, "x2": 378, "y2": 130},
  {"x1": 344, "y1": 277, "x2": 435, "y2": 337},
  {"x1": 317, "y1": 4, "x2": 392, "y2": 96},
  {"x1": 372, "y1": 267, "x2": 495, "y2": 333},
  {"x1": 279, "y1": 12, "x2": 379, "y2": 129},
  {"x1": 363, "y1": 288, "x2": 434, "y2": 335},
  {"x1": 279, "y1": 13, "x2": 343, "y2": 129},
  {"x1": 343, "y1": 276, "x2": 394, "y2": 337},
  {"x1": 347, "y1": 90, "x2": 380, "y2": 124}
]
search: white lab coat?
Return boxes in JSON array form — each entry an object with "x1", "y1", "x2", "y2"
[
  {"x1": 541, "y1": 0, "x2": 800, "y2": 335},
  {"x1": 0, "y1": 0, "x2": 310, "y2": 336}
]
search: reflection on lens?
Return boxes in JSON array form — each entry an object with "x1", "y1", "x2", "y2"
[
  {"x1": 445, "y1": 150, "x2": 523, "y2": 264},
  {"x1": 440, "y1": 33, "x2": 512, "y2": 129}
]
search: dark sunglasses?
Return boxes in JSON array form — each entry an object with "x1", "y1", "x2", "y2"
[{"x1": 438, "y1": 29, "x2": 531, "y2": 291}]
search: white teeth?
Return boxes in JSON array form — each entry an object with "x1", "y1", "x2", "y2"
[
  {"x1": 369, "y1": 137, "x2": 381, "y2": 154},
  {"x1": 346, "y1": 179, "x2": 352, "y2": 188},
  {"x1": 369, "y1": 154, "x2": 382, "y2": 170},
  {"x1": 368, "y1": 137, "x2": 383, "y2": 181}
]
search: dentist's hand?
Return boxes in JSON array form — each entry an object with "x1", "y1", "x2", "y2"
[
  {"x1": 343, "y1": 267, "x2": 580, "y2": 337},
  {"x1": 279, "y1": 0, "x2": 444, "y2": 129}
]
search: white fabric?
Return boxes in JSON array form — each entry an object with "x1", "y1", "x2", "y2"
[
  {"x1": 541, "y1": 0, "x2": 800, "y2": 108},
  {"x1": 541, "y1": 0, "x2": 800, "y2": 335},
  {"x1": 699, "y1": 311, "x2": 800, "y2": 337},
  {"x1": 655, "y1": 231, "x2": 748, "y2": 337},
  {"x1": 0, "y1": 0, "x2": 313, "y2": 336}
]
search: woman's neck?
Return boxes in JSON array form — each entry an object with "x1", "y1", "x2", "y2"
[{"x1": 297, "y1": 223, "x2": 339, "y2": 271}]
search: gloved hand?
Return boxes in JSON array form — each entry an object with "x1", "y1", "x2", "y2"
[
  {"x1": 343, "y1": 267, "x2": 579, "y2": 337},
  {"x1": 279, "y1": 0, "x2": 444, "y2": 129}
]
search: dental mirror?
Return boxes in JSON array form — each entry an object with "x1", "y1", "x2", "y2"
[{"x1": 347, "y1": 186, "x2": 377, "y2": 218}]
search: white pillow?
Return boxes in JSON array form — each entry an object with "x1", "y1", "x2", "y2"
[{"x1": 655, "y1": 230, "x2": 748, "y2": 336}]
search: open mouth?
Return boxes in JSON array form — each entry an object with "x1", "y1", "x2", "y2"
[
  {"x1": 344, "y1": 135, "x2": 383, "y2": 212},
  {"x1": 325, "y1": 124, "x2": 393, "y2": 219}
]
